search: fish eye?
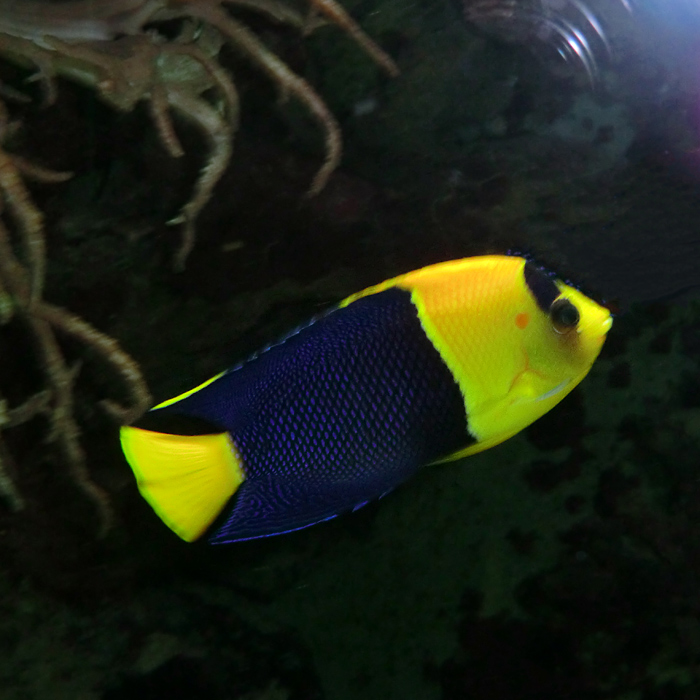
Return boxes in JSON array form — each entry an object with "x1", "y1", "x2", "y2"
[{"x1": 550, "y1": 297, "x2": 580, "y2": 333}]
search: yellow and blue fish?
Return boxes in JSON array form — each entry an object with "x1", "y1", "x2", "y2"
[{"x1": 120, "y1": 255, "x2": 612, "y2": 544}]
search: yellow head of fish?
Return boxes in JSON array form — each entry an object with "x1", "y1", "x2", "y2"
[{"x1": 386, "y1": 255, "x2": 612, "y2": 459}]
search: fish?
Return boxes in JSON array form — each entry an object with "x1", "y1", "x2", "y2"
[{"x1": 120, "y1": 255, "x2": 612, "y2": 544}]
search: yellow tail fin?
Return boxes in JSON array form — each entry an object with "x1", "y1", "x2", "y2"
[{"x1": 120, "y1": 426, "x2": 245, "y2": 542}]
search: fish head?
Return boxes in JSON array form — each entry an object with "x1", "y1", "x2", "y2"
[
  {"x1": 464, "y1": 263, "x2": 612, "y2": 452},
  {"x1": 400, "y1": 256, "x2": 612, "y2": 458}
]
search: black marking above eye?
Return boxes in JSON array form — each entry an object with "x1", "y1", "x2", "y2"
[
  {"x1": 550, "y1": 297, "x2": 580, "y2": 332},
  {"x1": 524, "y1": 263, "x2": 560, "y2": 313}
]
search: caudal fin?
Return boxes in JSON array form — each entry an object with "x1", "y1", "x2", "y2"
[{"x1": 120, "y1": 426, "x2": 245, "y2": 541}]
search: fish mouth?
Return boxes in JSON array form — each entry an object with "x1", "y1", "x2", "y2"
[{"x1": 578, "y1": 309, "x2": 612, "y2": 346}]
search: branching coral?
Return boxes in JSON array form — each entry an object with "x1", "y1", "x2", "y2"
[
  {"x1": 0, "y1": 0, "x2": 398, "y2": 268},
  {"x1": 0, "y1": 0, "x2": 396, "y2": 534},
  {"x1": 0, "y1": 108, "x2": 152, "y2": 534}
]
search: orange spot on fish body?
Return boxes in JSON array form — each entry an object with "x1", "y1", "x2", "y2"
[{"x1": 515, "y1": 312, "x2": 529, "y2": 329}]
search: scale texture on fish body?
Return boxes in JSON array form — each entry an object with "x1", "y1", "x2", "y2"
[{"x1": 120, "y1": 255, "x2": 612, "y2": 543}]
